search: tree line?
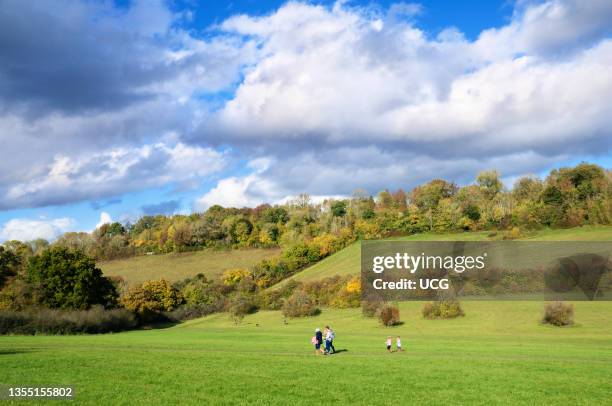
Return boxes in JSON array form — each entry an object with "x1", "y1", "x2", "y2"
[
  {"x1": 4, "y1": 162, "x2": 608, "y2": 262},
  {"x1": 1, "y1": 163, "x2": 610, "y2": 333}
]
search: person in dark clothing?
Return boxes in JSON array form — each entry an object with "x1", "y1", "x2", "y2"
[{"x1": 314, "y1": 328, "x2": 323, "y2": 355}]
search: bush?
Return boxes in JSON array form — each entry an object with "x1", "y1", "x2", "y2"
[
  {"x1": 422, "y1": 300, "x2": 464, "y2": 319},
  {"x1": 362, "y1": 295, "x2": 383, "y2": 318},
  {"x1": 229, "y1": 293, "x2": 257, "y2": 324},
  {"x1": 257, "y1": 280, "x2": 300, "y2": 310},
  {"x1": 542, "y1": 301, "x2": 573, "y2": 326},
  {"x1": 0, "y1": 279, "x2": 36, "y2": 310},
  {"x1": 330, "y1": 277, "x2": 361, "y2": 308},
  {"x1": 0, "y1": 306, "x2": 137, "y2": 335},
  {"x1": 282, "y1": 290, "x2": 320, "y2": 318},
  {"x1": 378, "y1": 304, "x2": 400, "y2": 326},
  {"x1": 257, "y1": 289, "x2": 284, "y2": 311},
  {"x1": 164, "y1": 303, "x2": 222, "y2": 322}
]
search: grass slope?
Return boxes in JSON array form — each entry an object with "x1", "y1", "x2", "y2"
[
  {"x1": 1, "y1": 302, "x2": 611, "y2": 404},
  {"x1": 274, "y1": 226, "x2": 612, "y2": 286},
  {"x1": 99, "y1": 248, "x2": 280, "y2": 285}
]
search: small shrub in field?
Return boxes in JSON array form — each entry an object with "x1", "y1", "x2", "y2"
[
  {"x1": 421, "y1": 302, "x2": 438, "y2": 319},
  {"x1": 229, "y1": 293, "x2": 257, "y2": 324},
  {"x1": 542, "y1": 301, "x2": 573, "y2": 326},
  {"x1": 422, "y1": 300, "x2": 464, "y2": 319},
  {"x1": 362, "y1": 295, "x2": 383, "y2": 318},
  {"x1": 282, "y1": 290, "x2": 320, "y2": 318},
  {"x1": 503, "y1": 227, "x2": 523, "y2": 240},
  {"x1": 379, "y1": 304, "x2": 400, "y2": 326}
]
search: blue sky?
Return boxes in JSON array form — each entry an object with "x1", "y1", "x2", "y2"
[
  {"x1": 0, "y1": 0, "x2": 611, "y2": 241},
  {"x1": 168, "y1": 0, "x2": 512, "y2": 39}
]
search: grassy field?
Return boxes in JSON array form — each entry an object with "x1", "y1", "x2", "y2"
[
  {"x1": 1, "y1": 301, "x2": 611, "y2": 404},
  {"x1": 99, "y1": 248, "x2": 280, "y2": 285},
  {"x1": 274, "y1": 226, "x2": 612, "y2": 286}
]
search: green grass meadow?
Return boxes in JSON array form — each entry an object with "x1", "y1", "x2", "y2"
[
  {"x1": 99, "y1": 248, "x2": 279, "y2": 285},
  {"x1": 1, "y1": 302, "x2": 611, "y2": 404},
  {"x1": 2, "y1": 226, "x2": 612, "y2": 404}
]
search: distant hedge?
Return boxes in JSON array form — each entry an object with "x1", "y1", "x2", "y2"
[{"x1": 0, "y1": 306, "x2": 136, "y2": 335}]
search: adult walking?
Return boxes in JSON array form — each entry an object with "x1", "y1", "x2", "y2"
[
  {"x1": 324, "y1": 325, "x2": 335, "y2": 354},
  {"x1": 314, "y1": 328, "x2": 323, "y2": 355}
]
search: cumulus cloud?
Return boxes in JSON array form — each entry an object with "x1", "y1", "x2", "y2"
[
  {"x1": 191, "y1": 0, "x2": 612, "y2": 207},
  {"x1": 196, "y1": 159, "x2": 278, "y2": 209},
  {"x1": 0, "y1": 0, "x2": 250, "y2": 115},
  {"x1": 0, "y1": 217, "x2": 75, "y2": 242},
  {"x1": 0, "y1": 0, "x2": 250, "y2": 209},
  {"x1": 208, "y1": 1, "x2": 612, "y2": 153},
  {"x1": 1, "y1": 0, "x2": 611, "y2": 213},
  {"x1": 95, "y1": 212, "x2": 113, "y2": 229},
  {"x1": 1, "y1": 142, "x2": 226, "y2": 210}
]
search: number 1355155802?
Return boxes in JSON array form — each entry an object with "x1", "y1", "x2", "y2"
[{"x1": 1, "y1": 386, "x2": 74, "y2": 399}]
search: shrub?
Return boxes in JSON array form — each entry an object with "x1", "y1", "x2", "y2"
[
  {"x1": 362, "y1": 295, "x2": 383, "y2": 318},
  {"x1": 222, "y1": 268, "x2": 251, "y2": 287},
  {"x1": 257, "y1": 289, "x2": 284, "y2": 310},
  {"x1": 330, "y1": 277, "x2": 361, "y2": 308},
  {"x1": 422, "y1": 300, "x2": 464, "y2": 319},
  {"x1": 282, "y1": 290, "x2": 320, "y2": 318},
  {"x1": 164, "y1": 303, "x2": 222, "y2": 322},
  {"x1": 421, "y1": 302, "x2": 437, "y2": 319},
  {"x1": 503, "y1": 227, "x2": 523, "y2": 240},
  {"x1": 229, "y1": 293, "x2": 257, "y2": 324},
  {"x1": 378, "y1": 304, "x2": 400, "y2": 326},
  {"x1": 0, "y1": 279, "x2": 36, "y2": 310},
  {"x1": 542, "y1": 301, "x2": 573, "y2": 326},
  {"x1": 0, "y1": 306, "x2": 137, "y2": 335}
]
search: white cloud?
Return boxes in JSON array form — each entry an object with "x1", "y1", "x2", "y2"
[
  {"x1": 196, "y1": 159, "x2": 278, "y2": 209},
  {"x1": 196, "y1": 149, "x2": 565, "y2": 208},
  {"x1": 0, "y1": 217, "x2": 75, "y2": 242},
  {"x1": 187, "y1": 0, "x2": 612, "y2": 203},
  {"x1": 0, "y1": 0, "x2": 251, "y2": 210},
  {"x1": 2, "y1": 0, "x2": 612, "y2": 212},
  {"x1": 209, "y1": 0, "x2": 612, "y2": 154},
  {"x1": 95, "y1": 212, "x2": 112, "y2": 229},
  {"x1": 1, "y1": 142, "x2": 226, "y2": 209}
]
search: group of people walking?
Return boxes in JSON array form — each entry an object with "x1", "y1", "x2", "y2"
[
  {"x1": 312, "y1": 326, "x2": 335, "y2": 355},
  {"x1": 311, "y1": 328, "x2": 405, "y2": 355}
]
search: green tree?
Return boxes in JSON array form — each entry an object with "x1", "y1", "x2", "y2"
[
  {"x1": 330, "y1": 201, "x2": 347, "y2": 217},
  {"x1": 121, "y1": 279, "x2": 183, "y2": 321},
  {"x1": 26, "y1": 247, "x2": 118, "y2": 309},
  {"x1": 476, "y1": 170, "x2": 503, "y2": 199},
  {"x1": 0, "y1": 246, "x2": 21, "y2": 288},
  {"x1": 261, "y1": 207, "x2": 289, "y2": 224}
]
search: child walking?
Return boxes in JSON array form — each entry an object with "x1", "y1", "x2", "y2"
[
  {"x1": 386, "y1": 336, "x2": 392, "y2": 352},
  {"x1": 396, "y1": 336, "x2": 403, "y2": 351}
]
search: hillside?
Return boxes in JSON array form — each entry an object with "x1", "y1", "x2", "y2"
[
  {"x1": 272, "y1": 225, "x2": 612, "y2": 287},
  {"x1": 99, "y1": 248, "x2": 280, "y2": 285}
]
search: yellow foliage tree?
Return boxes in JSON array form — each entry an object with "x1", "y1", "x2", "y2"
[{"x1": 222, "y1": 268, "x2": 251, "y2": 287}]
